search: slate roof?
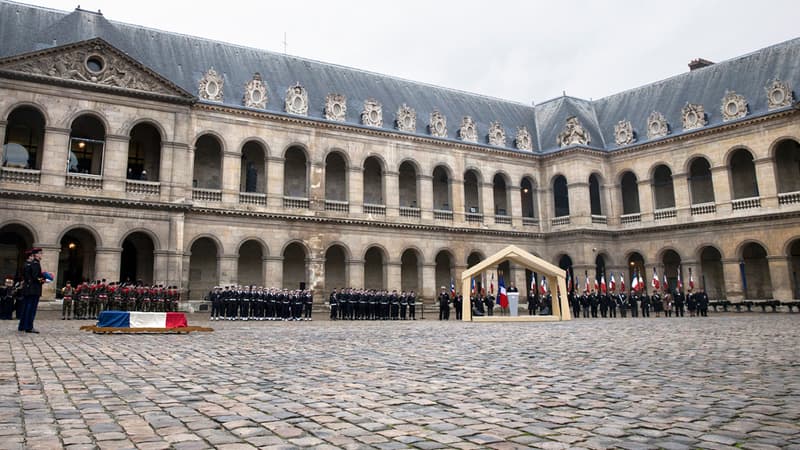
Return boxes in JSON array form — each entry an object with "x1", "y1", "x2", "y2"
[{"x1": 1, "y1": 1, "x2": 798, "y2": 155}]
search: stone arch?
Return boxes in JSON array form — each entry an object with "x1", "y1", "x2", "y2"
[
  {"x1": 492, "y1": 171, "x2": 511, "y2": 216},
  {"x1": 282, "y1": 142, "x2": 310, "y2": 160},
  {"x1": 660, "y1": 248, "x2": 683, "y2": 292},
  {"x1": 435, "y1": 249, "x2": 455, "y2": 293},
  {"x1": 237, "y1": 136, "x2": 272, "y2": 158},
  {"x1": 728, "y1": 147, "x2": 759, "y2": 200},
  {"x1": 64, "y1": 109, "x2": 110, "y2": 132},
  {"x1": 739, "y1": 241, "x2": 773, "y2": 299},
  {"x1": 240, "y1": 139, "x2": 267, "y2": 193},
  {"x1": 284, "y1": 145, "x2": 309, "y2": 198},
  {"x1": 363, "y1": 155, "x2": 385, "y2": 205},
  {"x1": 119, "y1": 117, "x2": 168, "y2": 140},
  {"x1": 238, "y1": 239, "x2": 265, "y2": 286},
  {"x1": 127, "y1": 121, "x2": 162, "y2": 181},
  {"x1": 185, "y1": 233, "x2": 224, "y2": 255},
  {"x1": 3, "y1": 104, "x2": 46, "y2": 170},
  {"x1": 192, "y1": 129, "x2": 228, "y2": 152},
  {"x1": 3, "y1": 101, "x2": 51, "y2": 124},
  {"x1": 68, "y1": 113, "x2": 107, "y2": 175},
  {"x1": 619, "y1": 170, "x2": 641, "y2": 215},
  {"x1": 324, "y1": 150, "x2": 349, "y2": 202},
  {"x1": 58, "y1": 226, "x2": 99, "y2": 290},
  {"x1": 651, "y1": 164, "x2": 676, "y2": 209},
  {"x1": 647, "y1": 161, "x2": 673, "y2": 180},
  {"x1": 193, "y1": 133, "x2": 223, "y2": 190},
  {"x1": 463, "y1": 168, "x2": 482, "y2": 214},
  {"x1": 520, "y1": 175, "x2": 537, "y2": 218},
  {"x1": 0, "y1": 222, "x2": 36, "y2": 282},
  {"x1": 466, "y1": 250, "x2": 485, "y2": 267},
  {"x1": 188, "y1": 236, "x2": 219, "y2": 300},
  {"x1": 398, "y1": 159, "x2": 419, "y2": 209},
  {"x1": 433, "y1": 165, "x2": 453, "y2": 210},
  {"x1": 282, "y1": 241, "x2": 309, "y2": 289},
  {"x1": 235, "y1": 237, "x2": 269, "y2": 256},
  {"x1": 400, "y1": 247, "x2": 422, "y2": 292},
  {"x1": 118, "y1": 228, "x2": 161, "y2": 250},
  {"x1": 363, "y1": 245, "x2": 387, "y2": 290},
  {"x1": 697, "y1": 245, "x2": 725, "y2": 299},
  {"x1": 687, "y1": 155, "x2": 715, "y2": 204},
  {"x1": 57, "y1": 224, "x2": 103, "y2": 249},
  {"x1": 588, "y1": 172, "x2": 603, "y2": 216},
  {"x1": 552, "y1": 174, "x2": 569, "y2": 217},
  {"x1": 120, "y1": 231, "x2": 156, "y2": 285},
  {"x1": 772, "y1": 138, "x2": 800, "y2": 194},
  {"x1": 324, "y1": 243, "x2": 349, "y2": 290},
  {"x1": 0, "y1": 219, "x2": 39, "y2": 244},
  {"x1": 786, "y1": 237, "x2": 800, "y2": 299}
]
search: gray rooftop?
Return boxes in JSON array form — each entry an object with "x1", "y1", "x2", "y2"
[{"x1": 1, "y1": 1, "x2": 798, "y2": 154}]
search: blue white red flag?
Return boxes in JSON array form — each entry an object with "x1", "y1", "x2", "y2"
[{"x1": 498, "y1": 274, "x2": 508, "y2": 308}]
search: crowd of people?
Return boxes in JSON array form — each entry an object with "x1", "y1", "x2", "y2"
[
  {"x1": 328, "y1": 288, "x2": 420, "y2": 320},
  {"x1": 60, "y1": 280, "x2": 181, "y2": 320},
  {"x1": 207, "y1": 286, "x2": 314, "y2": 321},
  {"x1": 567, "y1": 288, "x2": 710, "y2": 318}
]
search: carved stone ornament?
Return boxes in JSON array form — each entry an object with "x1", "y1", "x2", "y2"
[
  {"x1": 396, "y1": 104, "x2": 416, "y2": 132},
  {"x1": 515, "y1": 126, "x2": 533, "y2": 151},
  {"x1": 557, "y1": 116, "x2": 590, "y2": 147},
  {"x1": 459, "y1": 116, "x2": 478, "y2": 143},
  {"x1": 721, "y1": 91, "x2": 748, "y2": 121},
  {"x1": 646, "y1": 111, "x2": 670, "y2": 139},
  {"x1": 428, "y1": 110, "x2": 447, "y2": 137},
  {"x1": 361, "y1": 99, "x2": 383, "y2": 127},
  {"x1": 766, "y1": 79, "x2": 793, "y2": 110},
  {"x1": 324, "y1": 93, "x2": 347, "y2": 122},
  {"x1": 488, "y1": 121, "x2": 506, "y2": 147},
  {"x1": 242, "y1": 72, "x2": 267, "y2": 109},
  {"x1": 0, "y1": 40, "x2": 181, "y2": 97},
  {"x1": 614, "y1": 120, "x2": 636, "y2": 146},
  {"x1": 199, "y1": 67, "x2": 224, "y2": 102},
  {"x1": 681, "y1": 103, "x2": 707, "y2": 130},
  {"x1": 284, "y1": 83, "x2": 308, "y2": 115}
]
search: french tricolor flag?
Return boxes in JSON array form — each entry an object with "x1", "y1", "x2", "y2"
[{"x1": 98, "y1": 311, "x2": 188, "y2": 329}]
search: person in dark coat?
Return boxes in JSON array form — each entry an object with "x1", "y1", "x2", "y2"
[{"x1": 18, "y1": 248, "x2": 44, "y2": 333}]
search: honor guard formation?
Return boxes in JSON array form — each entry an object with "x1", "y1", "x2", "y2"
[
  {"x1": 566, "y1": 288, "x2": 710, "y2": 319},
  {"x1": 207, "y1": 286, "x2": 314, "y2": 321},
  {"x1": 327, "y1": 288, "x2": 419, "y2": 321},
  {"x1": 60, "y1": 280, "x2": 180, "y2": 320}
]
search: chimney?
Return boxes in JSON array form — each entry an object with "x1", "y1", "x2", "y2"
[{"x1": 688, "y1": 58, "x2": 714, "y2": 71}]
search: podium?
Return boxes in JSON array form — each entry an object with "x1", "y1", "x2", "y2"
[{"x1": 507, "y1": 292, "x2": 519, "y2": 317}]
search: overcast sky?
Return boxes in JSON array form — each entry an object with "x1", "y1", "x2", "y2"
[{"x1": 26, "y1": 0, "x2": 800, "y2": 104}]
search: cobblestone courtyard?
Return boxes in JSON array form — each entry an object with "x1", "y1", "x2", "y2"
[{"x1": 1, "y1": 313, "x2": 799, "y2": 449}]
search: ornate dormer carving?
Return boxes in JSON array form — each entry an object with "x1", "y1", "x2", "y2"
[
  {"x1": 515, "y1": 126, "x2": 533, "y2": 151},
  {"x1": 557, "y1": 116, "x2": 590, "y2": 147},
  {"x1": 614, "y1": 120, "x2": 636, "y2": 146},
  {"x1": 361, "y1": 99, "x2": 383, "y2": 127},
  {"x1": 488, "y1": 121, "x2": 506, "y2": 147},
  {"x1": 428, "y1": 110, "x2": 447, "y2": 137},
  {"x1": 284, "y1": 83, "x2": 308, "y2": 115},
  {"x1": 646, "y1": 111, "x2": 669, "y2": 139},
  {"x1": 681, "y1": 103, "x2": 707, "y2": 130},
  {"x1": 396, "y1": 104, "x2": 416, "y2": 132},
  {"x1": 242, "y1": 72, "x2": 267, "y2": 109},
  {"x1": 199, "y1": 67, "x2": 224, "y2": 102},
  {"x1": 766, "y1": 79, "x2": 793, "y2": 110},
  {"x1": 324, "y1": 93, "x2": 347, "y2": 122},
  {"x1": 459, "y1": 116, "x2": 478, "y2": 143},
  {"x1": 721, "y1": 91, "x2": 747, "y2": 121}
]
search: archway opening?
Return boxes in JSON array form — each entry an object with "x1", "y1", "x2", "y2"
[
  {"x1": 689, "y1": 158, "x2": 714, "y2": 204},
  {"x1": 553, "y1": 175, "x2": 569, "y2": 217},
  {"x1": 69, "y1": 115, "x2": 105, "y2": 174},
  {"x1": 400, "y1": 249, "x2": 420, "y2": 292},
  {"x1": 627, "y1": 252, "x2": 645, "y2": 292},
  {"x1": 325, "y1": 245, "x2": 347, "y2": 290},
  {"x1": 240, "y1": 141, "x2": 266, "y2": 193},
  {"x1": 775, "y1": 139, "x2": 800, "y2": 194},
  {"x1": 284, "y1": 146, "x2": 308, "y2": 198},
  {"x1": 589, "y1": 174, "x2": 602, "y2": 215},
  {"x1": 433, "y1": 166, "x2": 451, "y2": 210},
  {"x1": 193, "y1": 135, "x2": 222, "y2": 189},
  {"x1": 652, "y1": 165, "x2": 676, "y2": 209},
  {"x1": 325, "y1": 152, "x2": 347, "y2": 201},
  {"x1": 662, "y1": 249, "x2": 682, "y2": 292},
  {"x1": 238, "y1": 240, "x2": 264, "y2": 286},
  {"x1": 742, "y1": 243, "x2": 772, "y2": 299},
  {"x1": 188, "y1": 237, "x2": 218, "y2": 299},
  {"x1": 128, "y1": 123, "x2": 161, "y2": 181},
  {"x1": 493, "y1": 173, "x2": 508, "y2": 216},
  {"x1": 463, "y1": 170, "x2": 480, "y2": 214},
  {"x1": 435, "y1": 251, "x2": 454, "y2": 292},
  {"x1": 120, "y1": 232, "x2": 155, "y2": 285},
  {"x1": 789, "y1": 240, "x2": 800, "y2": 299},
  {"x1": 700, "y1": 246, "x2": 724, "y2": 299},
  {"x1": 0, "y1": 224, "x2": 34, "y2": 281},
  {"x1": 282, "y1": 242, "x2": 307, "y2": 289},
  {"x1": 730, "y1": 148, "x2": 759, "y2": 199},
  {"x1": 58, "y1": 228, "x2": 97, "y2": 290},
  {"x1": 520, "y1": 177, "x2": 536, "y2": 218},
  {"x1": 364, "y1": 247, "x2": 385, "y2": 290},
  {"x1": 398, "y1": 161, "x2": 418, "y2": 208},
  {"x1": 3, "y1": 106, "x2": 45, "y2": 170},
  {"x1": 363, "y1": 157, "x2": 384, "y2": 205},
  {"x1": 620, "y1": 171, "x2": 640, "y2": 214}
]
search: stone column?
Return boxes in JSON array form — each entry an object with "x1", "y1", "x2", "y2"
[
  {"x1": 755, "y1": 158, "x2": 778, "y2": 208},
  {"x1": 421, "y1": 263, "x2": 436, "y2": 301},
  {"x1": 154, "y1": 250, "x2": 169, "y2": 286},
  {"x1": 266, "y1": 156, "x2": 284, "y2": 209},
  {"x1": 167, "y1": 213, "x2": 185, "y2": 290},
  {"x1": 309, "y1": 161, "x2": 325, "y2": 211},
  {"x1": 418, "y1": 174, "x2": 433, "y2": 220},
  {"x1": 265, "y1": 256, "x2": 283, "y2": 288},
  {"x1": 510, "y1": 263, "x2": 527, "y2": 293},
  {"x1": 348, "y1": 166, "x2": 364, "y2": 213},
  {"x1": 767, "y1": 256, "x2": 792, "y2": 300},
  {"x1": 36, "y1": 244, "x2": 60, "y2": 300},
  {"x1": 95, "y1": 247, "x2": 122, "y2": 282},
  {"x1": 638, "y1": 178, "x2": 654, "y2": 222},
  {"x1": 40, "y1": 127, "x2": 70, "y2": 187},
  {"x1": 539, "y1": 186, "x2": 552, "y2": 232},
  {"x1": 181, "y1": 253, "x2": 192, "y2": 298},
  {"x1": 184, "y1": 145, "x2": 196, "y2": 201},
  {"x1": 385, "y1": 170, "x2": 399, "y2": 217},
  {"x1": 450, "y1": 177, "x2": 465, "y2": 222},
  {"x1": 672, "y1": 171, "x2": 690, "y2": 219},
  {"x1": 102, "y1": 134, "x2": 129, "y2": 193},
  {"x1": 221, "y1": 150, "x2": 241, "y2": 205},
  {"x1": 509, "y1": 184, "x2": 523, "y2": 227},
  {"x1": 606, "y1": 183, "x2": 621, "y2": 226},
  {"x1": 711, "y1": 166, "x2": 731, "y2": 215},
  {"x1": 567, "y1": 180, "x2": 590, "y2": 226},
  {"x1": 722, "y1": 258, "x2": 744, "y2": 301},
  {"x1": 387, "y1": 261, "x2": 401, "y2": 291},
  {"x1": 480, "y1": 182, "x2": 493, "y2": 219},
  {"x1": 348, "y1": 259, "x2": 364, "y2": 288},
  {"x1": 218, "y1": 254, "x2": 238, "y2": 286},
  {"x1": 160, "y1": 142, "x2": 188, "y2": 202}
]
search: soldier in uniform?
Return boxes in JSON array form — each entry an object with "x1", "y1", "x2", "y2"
[
  {"x1": 408, "y1": 290, "x2": 417, "y2": 320},
  {"x1": 303, "y1": 289, "x2": 313, "y2": 320},
  {"x1": 453, "y1": 293, "x2": 463, "y2": 320},
  {"x1": 0, "y1": 277, "x2": 15, "y2": 320},
  {"x1": 390, "y1": 290, "x2": 399, "y2": 320},
  {"x1": 641, "y1": 291, "x2": 651, "y2": 317},
  {"x1": 438, "y1": 287, "x2": 450, "y2": 320},
  {"x1": 484, "y1": 292, "x2": 495, "y2": 316},
  {"x1": 608, "y1": 291, "x2": 617, "y2": 318},
  {"x1": 674, "y1": 289, "x2": 686, "y2": 317},
  {"x1": 580, "y1": 292, "x2": 590, "y2": 318},
  {"x1": 589, "y1": 290, "x2": 598, "y2": 318},
  {"x1": 687, "y1": 290, "x2": 697, "y2": 317},
  {"x1": 568, "y1": 290, "x2": 578, "y2": 318},
  {"x1": 617, "y1": 290, "x2": 628, "y2": 318},
  {"x1": 329, "y1": 289, "x2": 338, "y2": 320},
  {"x1": 399, "y1": 291, "x2": 408, "y2": 320},
  {"x1": 697, "y1": 288, "x2": 709, "y2": 317},
  {"x1": 629, "y1": 290, "x2": 639, "y2": 317},
  {"x1": 18, "y1": 248, "x2": 45, "y2": 333},
  {"x1": 61, "y1": 281, "x2": 74, "y2": 320}
]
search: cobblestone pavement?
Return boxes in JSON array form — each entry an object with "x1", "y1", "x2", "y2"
[{"x1": 1, "y1": 312, "x2": 799, "y2": 450}]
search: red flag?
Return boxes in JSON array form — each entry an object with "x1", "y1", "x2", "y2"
[
  {"x1": 652, "y1": 267, "x2": 660, "y2": 291},
  {"x1": 620, "y1": 272, "x2": 626, "y2": 292},
  {"x1": 490, "y1": 273, "x2": 494, "y2": 294},
  {"x1": 498, "y1": 274, "x2": 508, "y2": 308},
  {"x1": 609, "y1": 273, "x2": 616, "y2": 293},
  {"x1": 600, "y1": 274, "x2": 607, "y2": 294},
  {"x1": 677, "y1": 266, "x2": 683, "y2": 291},
  {"x1": 631, "y1": 270, "x2": 640, "y2": 292},
  {"x1": 584, "y1": 272, "x2": 590, "y2": 293}
]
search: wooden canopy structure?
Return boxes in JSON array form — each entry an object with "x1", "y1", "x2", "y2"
[{"x1": 460, "y1": 245, "x2": 572, "y2": 322}]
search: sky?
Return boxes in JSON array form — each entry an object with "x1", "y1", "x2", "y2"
[{"x1": 21, "y1": 0, "x2": 800, "y2": 105}]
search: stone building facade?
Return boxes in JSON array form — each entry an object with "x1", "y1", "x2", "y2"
[{"x1": 1, "y1": 3, "x2": 799, "y2": 301}]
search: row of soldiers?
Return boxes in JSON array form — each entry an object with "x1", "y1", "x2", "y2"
[
  {"x1": 329, "y1": 288, "x2": 419, "y2": 320},
  {"x1": 61, "y1": 280, "x2": 180, "y2": 320},
  {"x1": 567, "y1": 289, "x2": 710, "y2": 318},
  {"x1": 208, "y1": 286, "x2": 314, "y2": 320}
]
